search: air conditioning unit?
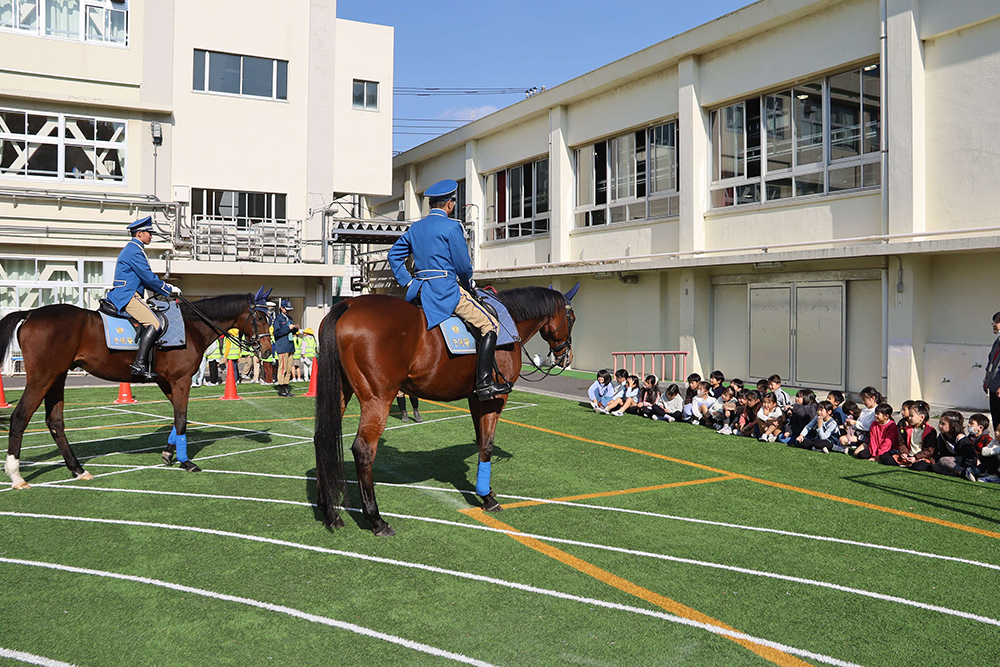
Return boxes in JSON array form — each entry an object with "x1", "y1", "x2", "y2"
[{"x1": 173, "y1": 186, "x2": 191, "y2": 204}]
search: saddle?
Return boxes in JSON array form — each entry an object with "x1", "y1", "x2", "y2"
[
  {"x1": 437, "y1": 291, "x2": 518, "y2": 356},
  {"x1": 98, "y1": 298, "x2": 186, "y2": 351}
]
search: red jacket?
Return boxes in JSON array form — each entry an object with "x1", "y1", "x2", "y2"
[
  {"x1": 868, "y1": 420, "x2": 899, "y2": 458},
  {"x1": 900, "y1": 423, "x2": 937, "y2": 462}
]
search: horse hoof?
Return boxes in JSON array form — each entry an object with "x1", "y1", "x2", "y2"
[
  {"x1": 332, "y1": 516, "x2": 346, "y2": 528},
  {"x1": 161, "y1": 450, "x2": 175, "y2": 466},
  {"x1": 179, "y1": 461, "x2": 202, "y2": 473},
  {"x1": 75, "y1": 471, "x2": 95, "y2": 481},
  {"x1": 373, "y1": 524, "x2": 396, "y2": 537},
  {"x1": 12, "y1": 481, "x2": 31, "y2": 490},
  {"x1": 481, "y1": 492, "x2": 504, "y2": 512}
]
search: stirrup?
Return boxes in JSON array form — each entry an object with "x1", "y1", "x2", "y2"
[
  {"x1": 130, "y1": 362, "x2": 157, "y2": 380},
  {"x1": 475, "y1": 381, "x2": 511, "y2": 400}
]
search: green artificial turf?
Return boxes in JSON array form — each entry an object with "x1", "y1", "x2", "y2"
[{"x1": 0, "y1": 381, "x2": 998, "y2": 666}]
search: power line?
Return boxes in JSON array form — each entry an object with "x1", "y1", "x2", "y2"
[{"x1": 394, "y1": 86, "x2": 525, "y2": 96}]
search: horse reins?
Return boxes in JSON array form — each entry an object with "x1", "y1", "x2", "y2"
[{"x1": 176, "y1": 294, "x2": 269, "y2": 358}]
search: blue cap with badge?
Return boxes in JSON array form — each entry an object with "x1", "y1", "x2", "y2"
[
  {"x1": 280, "y1": 299, "x2": 293, "y2": 310},
  {"x1": 127, "y1": 216, "x2": 154, "y2": 233},
  {"x1": 424, "y1": 179, "x2": 458, "y2": 199}
]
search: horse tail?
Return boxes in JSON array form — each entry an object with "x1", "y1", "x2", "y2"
[
  {"x1": 313, "y1": 300, "x2": 350, "y2": 527},
  {"x1": 0, "y1": 310, "x2": 30, "y2": 365}
]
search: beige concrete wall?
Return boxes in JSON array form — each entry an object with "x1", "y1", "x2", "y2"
[
  {"x1": 565, "y1": 68, "x2": 679, "y2": 147},
  {"x1": 924, "y1": 16, "x2": 1000, "y2": 232},
  {"x1": 846, "y1": 279, "x2": 882, "y2": 393},
  {"x1": 477, "y1": 115, "x2": 549, "y2": 174},
  {"x1": 414, "y1": 147, "x2": 465, "y2": 193},
  {"x1": 712, "y1": 284, "x2": 749, "y2": 380},
  {"x1": 479, "y1": 238, "x2": 550, "y2": 271}
]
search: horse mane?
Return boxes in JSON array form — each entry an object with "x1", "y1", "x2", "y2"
[
  {"x1": 494, "y1": 286, "x2": 566, "y2": 323},
  {"x1": 179, "y1": 294, "x2": 251, "y2": 323}
]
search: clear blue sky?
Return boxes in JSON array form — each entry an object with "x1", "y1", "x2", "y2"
[{"x1": 337, "y1": 0, "x2": 752, "y2": 153}]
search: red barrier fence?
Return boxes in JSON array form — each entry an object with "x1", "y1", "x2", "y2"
[{"x1": 611, "y1": 351, "x2": 689, "y2": 383}]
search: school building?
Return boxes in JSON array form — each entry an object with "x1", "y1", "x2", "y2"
[
  {"x1": 0, "y1": 0, "x2": 393, "y2": 369},
  {"x1": 374, "y1": 0, "x2": 1000, "y2": 410}
]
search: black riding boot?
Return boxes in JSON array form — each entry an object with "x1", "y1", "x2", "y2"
[
  {"x1": 130, "y1": 326, "x2": 159, "y2": 380},
  {"x1": 474, "y1": 331, "x2": 511, "y2": 400}
]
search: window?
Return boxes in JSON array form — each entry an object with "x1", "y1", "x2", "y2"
[
  {"x1": 484, "y1": 157, "x2": 549, "y2": 241},
  {"x1": 574, "y1": 120, "x2": 679, "y2": 227},
  {"x1": 710, "y1": 63, "x2": 881, "y2": 208},
  {"x1": 191, "y1": 188, "x2": 287, "y2": 229},
  {"x1": 451, "y1": 180, "x2": 467, "y2": 223},
  {"x1": 0, "y1": 107, "x2": 125, "y2": 182},
  {"x1": 0, "y1": 0, "x2": 127, "y2": 45},
  {"x1": 193, "y1": 49, "x2": 288, "y2": 101},
  {"x1": 352, "y1": 80, "x2": 379, "y2": 110}
]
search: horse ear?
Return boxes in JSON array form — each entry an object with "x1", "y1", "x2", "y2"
[
  {"x1": 254, "y1": 286, "x2": 266, "y2": 301},
  {"x1": 565, "y1": 282, "x2": 580, "y2": 302},
  {"x1": 264, "y1": 287, "x2": 273, "y2": 300}
]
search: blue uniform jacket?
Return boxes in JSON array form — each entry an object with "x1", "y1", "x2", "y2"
[
  {"x1": 106, "y1": 238, "x2": 171, "y2": 313},
  {"x1": 387, "y1": 209, "x2": 472, "y2": 330},
  {"x1": 272, "y1": 311, "x2": 295, "y2": 355}
]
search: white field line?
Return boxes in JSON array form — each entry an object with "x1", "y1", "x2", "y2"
[
  {"x1": 0, "y1": 557, "x2": 496, "y2": 667},
  {"x1": 1, "y1": 417, "x2": 172, "y2": 441},
  {"x1": 18, "y1": 425, "x2": 214, "y2": 453},
  {"x1": 194, "y1": 439, "x2": 312, "y2": 461},
  {"x1": 38, "y1": 485, "x2": 1000, "y2": 629},
  {"x1": 0, "y1": 512, "x2": 862, "y2": 667},
  {"x1": 0, "y1": 647, "x2": 77, "y2": 667}
]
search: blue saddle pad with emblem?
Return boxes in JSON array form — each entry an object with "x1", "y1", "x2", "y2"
[
  {"x1": 437, "y1": 290, "x2": 519, "y2": 356},
  {"x1": 100, "y1": 300, "x2": 186, "y2": 351}
]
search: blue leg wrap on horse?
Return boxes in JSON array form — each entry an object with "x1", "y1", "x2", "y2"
[
  {"x1": 476, "y1": 461, "x2": 491, "y2": 496},
  {"x1": 175, "y1": 434, "x2": 188, "y2": 463},
  {"x1": 168, "y1": 426, "x2": 178, "y2": 446}
]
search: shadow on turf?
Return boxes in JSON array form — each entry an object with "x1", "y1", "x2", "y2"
[
  {"x1": 842, "y1": 469, "x2": 1000, "y2": 528},
  {"x1": 305, "y1": 438, "x2": 513, "y2": 531},
  {"x1": 17, "y1": 427, "x2": 274, "y2": 483}
]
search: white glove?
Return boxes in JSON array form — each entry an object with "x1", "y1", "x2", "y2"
[{"x1": 170, "y1": 285, "x2": 182, "y2": 297}]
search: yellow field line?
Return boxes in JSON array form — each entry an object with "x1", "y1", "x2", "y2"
[
  {"x1": 462, "y1": 508, "x2": 811, "y2": 667},
  {"x1": 495, "y1": 417, "x2": 1000, "y2": 541},
  {"x1": 502, "y1": 476, "x2": 736, "y2": 509}
]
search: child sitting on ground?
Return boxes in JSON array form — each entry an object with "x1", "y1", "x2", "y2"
[
  {"x1": 881, "y1": 400, "x2": 937, "y2": 470},
  {"x1": 853, "y1": 403, "x2": 898, "y2": 460},
  {"x1": 935, "y1": 413, "x2": 989, "y2": 479},
  {"x1": 896, "y1": 400, "x2": 915, "y2": 432},
  {"x1": 690, "y1": 381, "x2": 715, "y2": 425},
  {"x1": 737, "y1": 390, "x2": 762, "y2": 437},
  {"x1": 826, "y1": 390, "x2": 846, "y2": 426},
  {"x1": 842, "y1": 386, "x2": 882, "y2": 448},
  {"x1": 840, "y1": 400, "x2": 860, "y2": 441},
  {"x1": 634, "y1": 374, "x2": 660, "y2": 418},
  {"x1": 972, "y1": 425, "x2": 1000, "y2": 482},
  {"x1": 794, "y1": 400, "x2": 844, "y2": 453},
  {"x1": 682, "y1": 373, "x2": 702, "y2": 421},
  {"x1": 608, "y1": 375, "x2": 640, "y2": 416},
  {"x1": 757, "y1": 392, "x2": 784, "y2": 442},
  {"x1": 588, "y1": 369, "x2": 615, "y2": 413},
  {"x1": 768, "y1": 374, "x2": 792, "y2": 408},
  {"x1": 779, "y1": 389, "x2": 817, "y2": 444},
  {"x1": 933, "y1": 411, "x2": 964, "y2": 463},
  {"x1": 709, "y1": 385, "x2": 736, "y2": 432},
  {"x1": 708, "y1": 370, "x2": 726, "y2": 398},
  {"x1": 651, "y1": 383, "x2": 684, "y2": 422}
]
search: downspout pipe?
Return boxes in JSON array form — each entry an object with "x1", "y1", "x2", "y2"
[{"x1": 880, "y1": 0, "x2": 890, "y2": 399}]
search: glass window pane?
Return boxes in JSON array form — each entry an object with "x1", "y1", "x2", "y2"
[
  {"x1": 611, "y1": 133, "x2": 635, "y2": 201},
  {"x1": 635, "y1": 129, "x2": 647, "y2": 198},
  {"x1": 509, "y1": 166, "x2": 522, "y2": 219},
  {"x1": 1, "y1": 1, "x2": 14, "y2": 29},
  {"x1": 829, "y1": 165, "x2": 861, "y2": 192},
  {"x1": 352, "y1": 80, "x2": 365, "y2": 108},
  {"x1": 720, "y1": 104, "x2": 744, "y2": 180},
  {"x1": 276, "y1": 61, "x2": 288, "y2": 100},
  {"x1": 96, "y1": 120, "x2": 125, "y2": 143},
  {"x1": 365, "y1": 81, "x2": 378, "y2": 109},
  {"x1": 522, "y1": 162, "x2": 533, "y2": 218},
  {"x1": 650, "y1": 122, "x2": 677, "y2": 194},
  {"x1": 45, "y1": 0, "x2": 80, "y2": 38},
  {"x1": 795, "y1": 172, "x2": 825, "y2": 196},
  {"x1": 829, "y1": 70, "x2": 861, "y2": 161},
  {"x1": 107, "y1": 7, "x2": 125, "y2": 43},
  {"x1": 648, "y1": 196, "x2": 672, "y2": 218},
  {"x1": 736, "y1": 183, "x2": 760, "y2": 205},
  {"x1": 794, "y1": 81, "x2": 824, "y2": 165},
  {"x1": 27, "y1": 113, "x2": 58, "y2": 137},
  {"x1": 765, "y1": 178, "x2": 793, "y2": 201},
  {"x1": 275, "y1": 194, "x2": 286, "y2": 220},
  {"x1": 863, "y1": 64, "x2": 881, "y2": 155},
  {"x1": 0, "y1": 139, "x2": 27, "y2": 176},
  {"x1": 0, "y1": 110, "x2": 27, "y2": 135},
  {"x1": 242, "y1": 56, "x2": 273, "y2": 97},
  {"x1": 27, "y1": 142, "x2": 58, "y2": 177},
  {"x1": 85, "y1": 5, "x2": 101, "y2": 40},
  {"x1": 0, "y1": 259, "x2": 35, "y2": 281},
  {"x1": 66, "y1": 116, "x2": 95, "y2": 140},
  {"x1": 711, "y1": 187, "x2": 734, "y2": 208},
  {"x1": 15, "y1": 0, "x2": 37, "y2": 29},
  {"x1": 94, "y1": 146, "x2": 124, "y2": 180},
  {"x1": 209, "y1": 52, "x2": 241, "y2": 94},
  {"x1": 766, "y1": 92, "x2": 792, "y2": 172},
  {"x1": 575, "y1": 147, "x2": 593, "y2": 207},
  {"x1": 594, "y1": 141, "x2": 607, "y2": 206},
  {"x1": 863, "y1": 161, "x2": 881, "y2": 187},
  {"x1": 193, "y1": 50, "x2": 206, "y2": 91},
  {"x1": 535, "y1": 158, "x2": 549, "y2": 214},
  {"x1": 746, "y1": 97, "x2": 761, "y2": 178}
]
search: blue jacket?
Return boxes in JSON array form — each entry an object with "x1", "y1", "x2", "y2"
[
  {"x1": 272, "y1": 311, "x2": 296, "y2": 355},
  {"x1": 107, "y1": 237, "x2": 171, "y2": 313},
  {"x1": 387, "y1": 209, "x2": 472, "y2": 329}
]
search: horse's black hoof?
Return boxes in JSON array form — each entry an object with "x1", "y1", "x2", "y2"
[
  {"x1": 373, "y1": 523, "x2": 396, "y2": 537},
  {"x1": 332, "y1": 515, "x2": 346, "y2": 528},
  {"x1": 161, "y1": 450, "x2": 174, "y2": 466},
  {"x1": 481, "y1": 492, "x2": 503, "y2": 512},
  {"x1": 179, "y1": 460, "x2": 202, "y2": 473}
]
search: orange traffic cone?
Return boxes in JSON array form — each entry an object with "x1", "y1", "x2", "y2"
[
  {"x1": 113, "y1": 382, "x2": 137, "y2": 404},
  {"x1": 220, "y1": 359, "x2": 242, "y2": 400},
  {"x1": 303, "y1": 357, "x2": 318, "y2": 397},
  {"x1": 0, "y1": 374, "x2": 12, "y2": 408}
]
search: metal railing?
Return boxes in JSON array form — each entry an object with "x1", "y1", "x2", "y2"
[
  {"x1": 612, "y1": 350, "x2": 689, "y2": 383},
  {"x1": 192, "y1": 216, "x2": 301, "y2": 263}
]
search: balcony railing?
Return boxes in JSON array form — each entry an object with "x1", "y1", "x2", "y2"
[{"x1": 192, "y1": 216, "x2": 301, "y2": 263}]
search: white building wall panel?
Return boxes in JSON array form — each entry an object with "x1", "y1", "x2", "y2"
[
  {"x1": 565, "y1": 68, "x2": 679, "y2": 147},
  {"x1": 413, "y1": 147, "x2": 466, "y2": 194},
  {"x1": 712, "y1": 284, "x2": 749, "y2": 380},
  {"x1": 476, "y1": 115, "x2": 549, "y2": 174},
  {"x1": 846, "y1": 279, "x2": 881, "y2": 393},
  {"x1": 479, "y1": 239, "x2": 550, "y2": 271}
]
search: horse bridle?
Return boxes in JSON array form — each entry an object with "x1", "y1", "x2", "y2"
[
  {"x1": 177, "y1": 294, "x2": 270, "y2": 358},
  {"x1": 520, "y1": 303, "x2": 574, "y2": 381},
  {"x1": 241, "y1": 297, "x2": 272, "y2": 357}
]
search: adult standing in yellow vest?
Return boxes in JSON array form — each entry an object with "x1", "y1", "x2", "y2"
[
  {"x1": 223, "y1": 327, "x2": 243, "y2": 383},
  {"x1": 292, "y1": 330, "x2": 303, "y2": 382},
  {"x1": 205, "y1": 336, "x2": 223, "y2": 385},
  {"x1": 300, "y1": 328, "x2": 317, "y2": 382},
  {"x1": 262, "y1": 324, "x2": 276, "y2": 384}
]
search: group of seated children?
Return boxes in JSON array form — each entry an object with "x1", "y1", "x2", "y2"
[{"x1": 587, "y1": 369, "x2": 1000, "y2": 482}]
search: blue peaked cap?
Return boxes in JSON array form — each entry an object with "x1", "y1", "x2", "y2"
[
  {"x1": 424, "y1": 179, "x2": 458, "y2": 199},
  {"x1": 280, "y1": 299, "x2": 293, "y2": 310},
  {"x1": 128, "y1": 216, "x2": 153, "y2": 233}
]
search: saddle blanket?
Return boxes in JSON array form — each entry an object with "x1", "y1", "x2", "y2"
[
  {"x1": 100, "y1": 299, "x2": 187, "y2": 351},
  {"x1": 438, "y1": 290, "x2": 519, "y2": 356}
]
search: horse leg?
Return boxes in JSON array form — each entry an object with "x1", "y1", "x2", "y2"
[
  {"x1": 351, "y1": 398, "x2": 394, "y2": 536},
  {"x1": 44, "y1": 373, "x2": 91, "y2": 481},
  {"x1": 468, "y1": 396, "x2": 509, "y2": 511},
  {"x1": 5, "y1": 380, "x2": 53, "y2": 489},
  {"x1": 162, "y1": 379, "x2": 199, "y2": 472}
]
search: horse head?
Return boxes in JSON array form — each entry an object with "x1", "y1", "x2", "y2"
[
  {"x1": 240, "y1": 287, "x2": 274, "y2": 357},
  {"x1": 540, "y1": 283, "x2": 578, "y2": 368}
]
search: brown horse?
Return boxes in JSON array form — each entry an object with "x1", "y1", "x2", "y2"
[
  {"x1": 313, "y1": 284, "x2": 577, "y2": 536},
  {"x1": 0, "y1": 292, "x2": 273, "y2": 488}
]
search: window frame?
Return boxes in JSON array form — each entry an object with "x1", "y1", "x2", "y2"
[
  {"x1": 484, "y1": 156, "x2": 550, "y2": 242},
  {"x1": 352, "y1": 80, "x2": 379, "y2": 111},
  {"x1": 574, "y1": 119, "x2": 680, "y2": 228},
  {"x1": 193, "y1": 49, "x2": 289, "y2": 102},
  {"x1": 709, "y1": 63, "x2": 881, "y2": 210},
  {"x1": 0, "y1": 0, "x2": 128, "y2": 47}
]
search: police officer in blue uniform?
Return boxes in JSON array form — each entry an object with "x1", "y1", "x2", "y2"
[
  {"x1": 107, "y1": 216, "x2": 180, "y2": 379},
  {"x1": 272, "y1": 298, "x2": 298, "y2": 396},
  {"x1": 388, "y1": 179, "x2": 509, "y2": 400}
]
